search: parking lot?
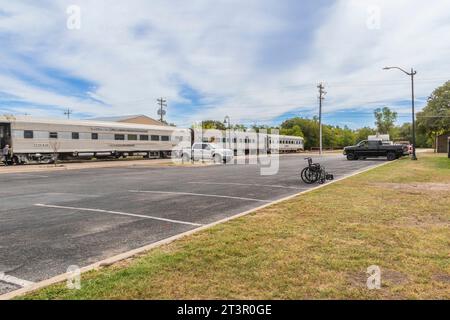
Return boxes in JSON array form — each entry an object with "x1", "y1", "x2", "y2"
[{"x1": 0, "y1": 155, "x2": 384, "y2": 295}]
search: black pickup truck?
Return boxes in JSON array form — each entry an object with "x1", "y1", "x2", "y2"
[{"x1": 343, "y1": 140, "x2": 409, "y2": 161}]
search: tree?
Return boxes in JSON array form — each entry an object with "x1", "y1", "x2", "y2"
[
  {"x1": 232, "y1": 124, "x2": 247, "y2": 131},
  {"x1": 49, "y1": 140, "x2": 60, "y2": 167},
  {"x1": 374, "y1": 107, "x2": 398, "y2": 134},
  {"x1": 280, "y1": 117, "x2": 317, "y2": 149},
  {"x1": 355, "y1": 127, "x2": 376, "y2": 143},
  {"x1": 417, "y1": 81, "x2": 450, "y2": 147},
  {"x1": 280, "y1": 124, "x2": 303, "y2": 137},
  {"x1": 200, "y1": 120, "x2": 226, "y2": 130},
  {"x1": 251, "y1": 125, "x2": 277, "y2": 134},
  {"x1": 393, "y1": 122, "x2": 431, "y2": 147}
]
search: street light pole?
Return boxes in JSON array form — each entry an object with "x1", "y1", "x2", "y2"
[
  {"x1": 410, "y1": 68, "x2": 417, "y2": 160},
  {"x1": 383, "y1": 66, "x2": 418, "y2": 160}
]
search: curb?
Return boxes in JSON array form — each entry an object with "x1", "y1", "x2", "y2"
[{"x1": 0, "y1": 159, "x2": 395, "y2": 300}]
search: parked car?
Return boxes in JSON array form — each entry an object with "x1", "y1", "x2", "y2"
[
  {"x1": 394, "y1": 141, "x2": 413, "y2": 155},
  {"x1": 181, "y1": 142, "x2": 234, "y2": 163},
  {"x1": 343, "y1": 140, "x2": 409, "y2": 161}
]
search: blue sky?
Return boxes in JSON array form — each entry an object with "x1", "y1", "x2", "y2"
[{"x1": 0, "y1": 0, "x2": 449, "y2": 129}]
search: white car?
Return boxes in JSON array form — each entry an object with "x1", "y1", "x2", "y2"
[{"x1": 181, "y1": 143, "x2": 233, "y2": 163}]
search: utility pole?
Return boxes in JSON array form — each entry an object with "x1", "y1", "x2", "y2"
[
  {"x1": 64, "y1": 108, "x2": 72, "y2": 119},
  {"x1": 157, "y1": 98, "x2": 167, "y2": 123},
  {"x1": 317, "y1": 83, "x2": 326, "y2": 155},
  {"x1": 224, "y1": 115, "x2": 231, "y2": 149}
]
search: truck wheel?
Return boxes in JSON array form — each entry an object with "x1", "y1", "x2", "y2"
[
  {"x1": 387, "y1": 152, "x2": 396, "y2": 161},
  {"x1": 346, "y1": 153, "x2": 356, "y2": 161}
]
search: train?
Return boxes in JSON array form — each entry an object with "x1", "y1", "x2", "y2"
[{"x1": 0, "y1": 115, "x2": 304, "y2": 164}]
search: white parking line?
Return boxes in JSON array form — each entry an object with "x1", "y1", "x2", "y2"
[
  {"x1": 0, "y1": 272, "x2": 34, "y2": 288},
  {"x1": 188, "y1": 181, "x2": 302, "y2": 189},
  {"x1": 9, "y1": 173, "x2": 49, "y2": 178},
  {"x1": 34, "y1": 204, "x2": 202, "y2": 227},
  {"x1": 129, "y1": 190, "x2": 271, "y2": 202}
]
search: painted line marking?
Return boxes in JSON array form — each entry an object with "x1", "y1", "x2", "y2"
[
  {"x1": 129, "y1": 190, "x2": 271, "y2": 203},
  {"x1": 34, "y1": 204, "x2": 202, "y2": 227},
  {"x1": 0, "y1": 273, "x2": 34, "y2": 288},
  {"x1": 188, "y1": 181, "x2": 302, "y2": 190},
  {"x1": 8, "y1": 173, "x2": 49, "y2": 178}
]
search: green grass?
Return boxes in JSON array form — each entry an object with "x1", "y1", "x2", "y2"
[{"x1": 22, "y1": 154, "x2": 450, "y2": 300}]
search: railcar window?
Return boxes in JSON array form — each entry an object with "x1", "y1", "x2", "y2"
[
  {"x1": 128, "y1": 134, "x2": 138, "y2": 141},
  {"x1": 24, "y1": 130, "x2": 34, "y2": 139},
  {"x1": 151, "y1": 135, "x2": 160, "y2": 141},
  {"x1": 49, "y1": 132, "x2": 58, "y2": 139},
  {"x1": 72, "y1": 132, "x2": 79, "y2": 139},
  {"x1": 92, "y1": 133, "x2": 98, "y2": 140},
  {"x1": 99, "y1": 134, "x2": 114, "y2": 140},
  {"x1": 140, "y1": 135, "x2": 149, "y2": 141},
  {"x1": 161, "y1": 136, "x2": 170, "y2": 141},
  {"x1": 115, "y1": 134, "x2": 125, "y2": 140}
]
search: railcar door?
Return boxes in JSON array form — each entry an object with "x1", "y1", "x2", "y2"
[{"x1": 0, "y1": 123, "x2": 11, "y2": 149}]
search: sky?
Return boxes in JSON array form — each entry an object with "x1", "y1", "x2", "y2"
[{"x1": 0, "y1": 0, "x2": 449, "y2": 129}]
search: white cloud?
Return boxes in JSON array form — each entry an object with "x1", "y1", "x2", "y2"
[{"x1": 0, "y1": 0, "x2": 449, "y2": 127}]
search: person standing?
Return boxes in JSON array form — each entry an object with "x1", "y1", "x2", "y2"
[{"x1": 2, "y1": 144, "x2": 10, "y2": 165}]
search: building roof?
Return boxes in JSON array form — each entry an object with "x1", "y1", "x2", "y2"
[
  {"x1": 88, "y1": 115, "x2": 146, "y2": 122},
  {"x1": 89, "y1": 115, "x2": 170, "y2": 126}
]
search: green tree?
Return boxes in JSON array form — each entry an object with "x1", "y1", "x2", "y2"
[
  {"x1": 393, "y1": 122, "x2": 431, "y2": 148},
  {"x1": 232, "y1": 124, "x2": 247, "y2": 131},
  {"x1": 200, "y1": 120, "x2": 226, "y2": 130},
  {"x1": 417, "y1": 81, "x2": 450, "y2": 143},
  {"x1": 374, "y1": 107, "x2": 398, "y2": 134},
  {"x1": 355, "y1": 127, "x2": 376, "y2": 143},
  {"x1": 280, "y1": 124, "x2": 304, "y2": 137},
  {"x1": 281, "y1": 117, "x2": 318, "y2": 149}
]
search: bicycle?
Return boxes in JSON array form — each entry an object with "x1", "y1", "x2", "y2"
[{"x1": 300, "y1": 157, "x2": 334, "y2": 184}]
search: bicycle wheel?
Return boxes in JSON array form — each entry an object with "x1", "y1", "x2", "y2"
[{"x1": 301, "y1": 167, "x2": 318, "y2": 184}]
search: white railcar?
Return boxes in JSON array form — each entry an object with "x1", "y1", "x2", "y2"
[
  {"x1": 0, "y1": 115, "x2": 304, "y2": 164},
  {"x1": 0, "y1": 116, "x2": 190, "y2": 164},
  {"x1": 194, "y1": 128, "x2": 304, "y2": 154}
]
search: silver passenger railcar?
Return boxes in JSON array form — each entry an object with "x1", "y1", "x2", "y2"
[
  {"x1": 194, "y1": 128, "x2": 304, "y2": 154},
  {"x1": 0, "y1": 116, "x2": 190, "y2": 164}
]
